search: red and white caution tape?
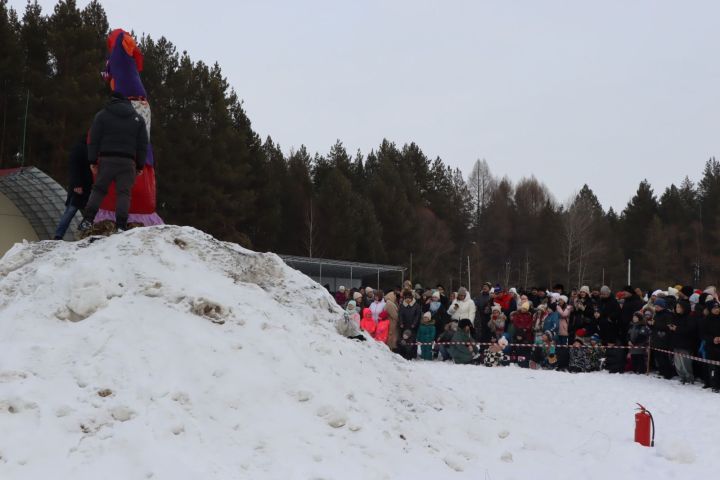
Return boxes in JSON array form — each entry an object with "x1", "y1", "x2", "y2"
[{"x1": 650, "y1": 347, "x2": 720, "y2": 366}]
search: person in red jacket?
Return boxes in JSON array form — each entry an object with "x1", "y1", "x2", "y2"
[
  {"x1": 360, "y1": 308, "x2": 376, "y2": 336},
  {"x1": 375, "y1": 310, "x2": 390, "y2": 343},
  {"x1": 510, "y1": 302, "x2": 534, "y2": 344}
]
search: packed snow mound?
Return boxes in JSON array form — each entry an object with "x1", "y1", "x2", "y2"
[{"x1": 0, "y1": 226, "x2": 717, "y2": 480}]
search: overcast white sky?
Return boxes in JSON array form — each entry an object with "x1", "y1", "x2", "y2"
[{"x1": 12, "y1": 0, "x2": 720, "y2": 211}]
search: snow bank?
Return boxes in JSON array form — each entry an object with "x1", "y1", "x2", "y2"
[{"x1": 0, "y1": 226, "x2": 717, "y2": 479}]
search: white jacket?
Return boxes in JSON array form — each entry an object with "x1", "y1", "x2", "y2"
[
  {"x1": 449, "y1": 298, "x2": 476, "y2": 321},
  {"x1": 369, "y1": 299, "x2": 386, "y2": 322}
]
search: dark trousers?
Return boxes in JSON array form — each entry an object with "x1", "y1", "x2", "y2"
[
  {"x1": 84, "y1": 157, "x2": 136, "y2": 228},
  {"x1": 630, "y1": 354, "x2": 646, "y2": 374},
  {"x1": 654, "y1": 351, "x2": 675, "y2": 379}
]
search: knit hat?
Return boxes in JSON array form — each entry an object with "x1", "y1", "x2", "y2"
[
  {"x1": 498, "y1": 336, "x2": 509, "y2": 347},
  {"x1": 689, "y1": 293, "x2": 700, "y2": 305},
  {"x1": 666, "y1": 287, "x2": 679, "y2": 298},
  {"x1": 654, "y1": 298, "x2": 667, "y2": 309},
  {"x1": 600, "y1": 286, "x2": 611, "y2": 295},
  {"x1": 651, "y1": 289, "x2": 663, "y2": 297},
  {"x1": 423, "y1": 311, "x2": 431, "y2": 319},
  {"x1": 365, "y1": 286, "x2": 373, "y2": 294},
  {"x1": 509, "y1": 287, "x2": 518, "y2": 295},
  {"x1": 353, "y1": 292, "x2": 363, "y2": 301},
  {"x1": 338, "y1": 286, "x2": 346, "y2": 292},
  {"x1": 559, "y1": 295, "x2": 568, "y2": 303},
  {"x1": 414, "y1": 283, "x2": 423, "y2": 290},
  {"x1": 590, "y1": 334, "x2": 600, "y2": 344},
  {"x1": 575, "y1": 328, "x2": 587, "y2": 338},
  {"x1": 457, "y1": 287, "x2": 468, "y2": 296},
  {"x1": 431, "y1": 290, "x2": 441, "y2": 299},
  {"x1": 347, "y1": 300, "x2": 356, "y2": 309},
  {"x1": 579, "y1": 286, "x2": 590, "y2": 295},
  {"x1": 491, "y1": 304, "x2": 502, "y2": 312}
]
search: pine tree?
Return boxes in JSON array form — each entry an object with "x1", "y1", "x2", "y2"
[
  {"x1": 620, "y1": 180, "x2": 658, "y2": 281},
  {"x1": 0, "y1": 0, "x2": 22, "y2": 166}
]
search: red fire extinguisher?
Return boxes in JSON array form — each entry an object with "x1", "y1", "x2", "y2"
[{"x1": 634, "y1": 403, "x2": 655, "y2": 447}]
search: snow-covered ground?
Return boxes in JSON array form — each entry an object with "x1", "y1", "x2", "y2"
[{"x1": 0, "y1": 226, "x2": 717, "y2": 480}]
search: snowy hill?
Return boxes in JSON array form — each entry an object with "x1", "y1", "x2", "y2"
[{"x1": 0, "y1": 226, "x2": 717, "y2": 480}]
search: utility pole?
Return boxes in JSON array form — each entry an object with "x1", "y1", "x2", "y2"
[
  {"x1": 627, "y1": 259, "x2": 631, "y2": 285},
  {"x1": 20, "y1": 89, "x2": 29, "y2": 168},
  {"x1": 467, "y1": 256, "x2": 471, "y2": 295},
  {"x1": 409, "y1": 252, "x2": 413, "y2": 284}
]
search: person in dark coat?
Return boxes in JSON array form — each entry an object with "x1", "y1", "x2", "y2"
[
  {"x1": 428, "y1": 291, "x2": 448, "y2": 340},
  {"x1": 398, "y1": 290, "x2": 422, "y2": 334},
  {"x1": 448, "y1": 319, "x2": 477, "y2": 364},
  {"x1": 80, "y1": 91, "x2": 148, "y2": 232},
  {"x1": 473, "y1": 282, "x2": 493, "y2": 342},
  {"x1": 648, "y1": 298, "x2": 675, "y2": 379},
  {"x1": 669, "y1": 299, "x2": 697, "y2": 384},
  {"x1": 628, "y1": 312, "x2": 651, "y2": 374},
  {"x1": 53, "y1": 135, "x2": 93, "y2": 239},
  {"x1": 618, "y1": 285, "x2": 644, "y2": 344},
  {"x1": 597, "y1": 286, "x2": 621, "y2": 344},
  {"x1": 701, "y1": 301, "x2": 720, "y2": 392}
]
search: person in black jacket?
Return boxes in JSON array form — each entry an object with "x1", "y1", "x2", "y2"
[
  {"x1": 701, "y1": 301, "x2": 720, "y2": 392},
  {"x1": 619, "y1": 285, "x2": 644, "y2": 344},
  {"x1": 669, "y1": 299, "x2": 697, "y2": 384},
  {"x1": 53, "y1": 135, "x2": 93, "y2": 239},
  {"x1": 80, "y1": 92, "x2": 148, "y2": 232},
  {"x1": 597, "y1": 286, "x2": 621, "y2": 344},
  {"x1": 398, "y1": 290, "x2": 422, "y2": 334},
  {"x1": 648, "y1": 298, "x2": 676, "y2": 379},
  {"x1": 473, "y1": 282, "x2": 493, "y2": 342}
]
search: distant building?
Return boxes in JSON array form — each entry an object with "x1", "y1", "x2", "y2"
[
  {"x1": 0, "y1": 167, "x2": 76, "y2": 256},
  {"x1": 280, "y1": 255, "x2": 406, "y2": 292}
]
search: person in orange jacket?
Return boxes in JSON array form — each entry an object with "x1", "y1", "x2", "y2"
[
  {"x1": 375, "y1": 310, "x2": 390, "y2": 343},
  {"x1": 360, "y1": 308, "x2": 376, "y2": 336}
]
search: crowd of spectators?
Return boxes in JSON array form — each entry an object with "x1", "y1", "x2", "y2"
[{"x1": 334, "y1": 281, "x2": 720, "y2": 393}]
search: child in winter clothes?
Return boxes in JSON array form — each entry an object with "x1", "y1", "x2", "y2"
[
  {"x1": 487, "y1": 305, "x2": 507, "y2": 339},
  {"x1": 417, "y1": 312, "x2": 436, "y2": 360},
  {"x1": 484, "y1": 336, "x2": 508, "y2": 367},
  {"x1": 360, "y1": 308, "x2": 376, "y2": 336},
  {"x1": 532, "y1": 332, "x2": 557, "y2": 369},
  {"x1": 397, "y1": 329, "x2": 418, "y2": 360},
  {"x1": 568, "y1": 338, "x2": 591, "y2": 372},
  {"x1": 556, "y1": 295, "x2": 573, "y2": 345},
  {"x1": 588, "y1": 334, "x2": 604, "y2": 371},
  {"x1": 374, "y1": 310, "x2": 390, "y2": 343},
  {"x1": 628, "y1": 311, "x2": 651, "y2": 374},
  {"x1": 336, "y1": 300, "x2": 365, "y2": 340}
]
